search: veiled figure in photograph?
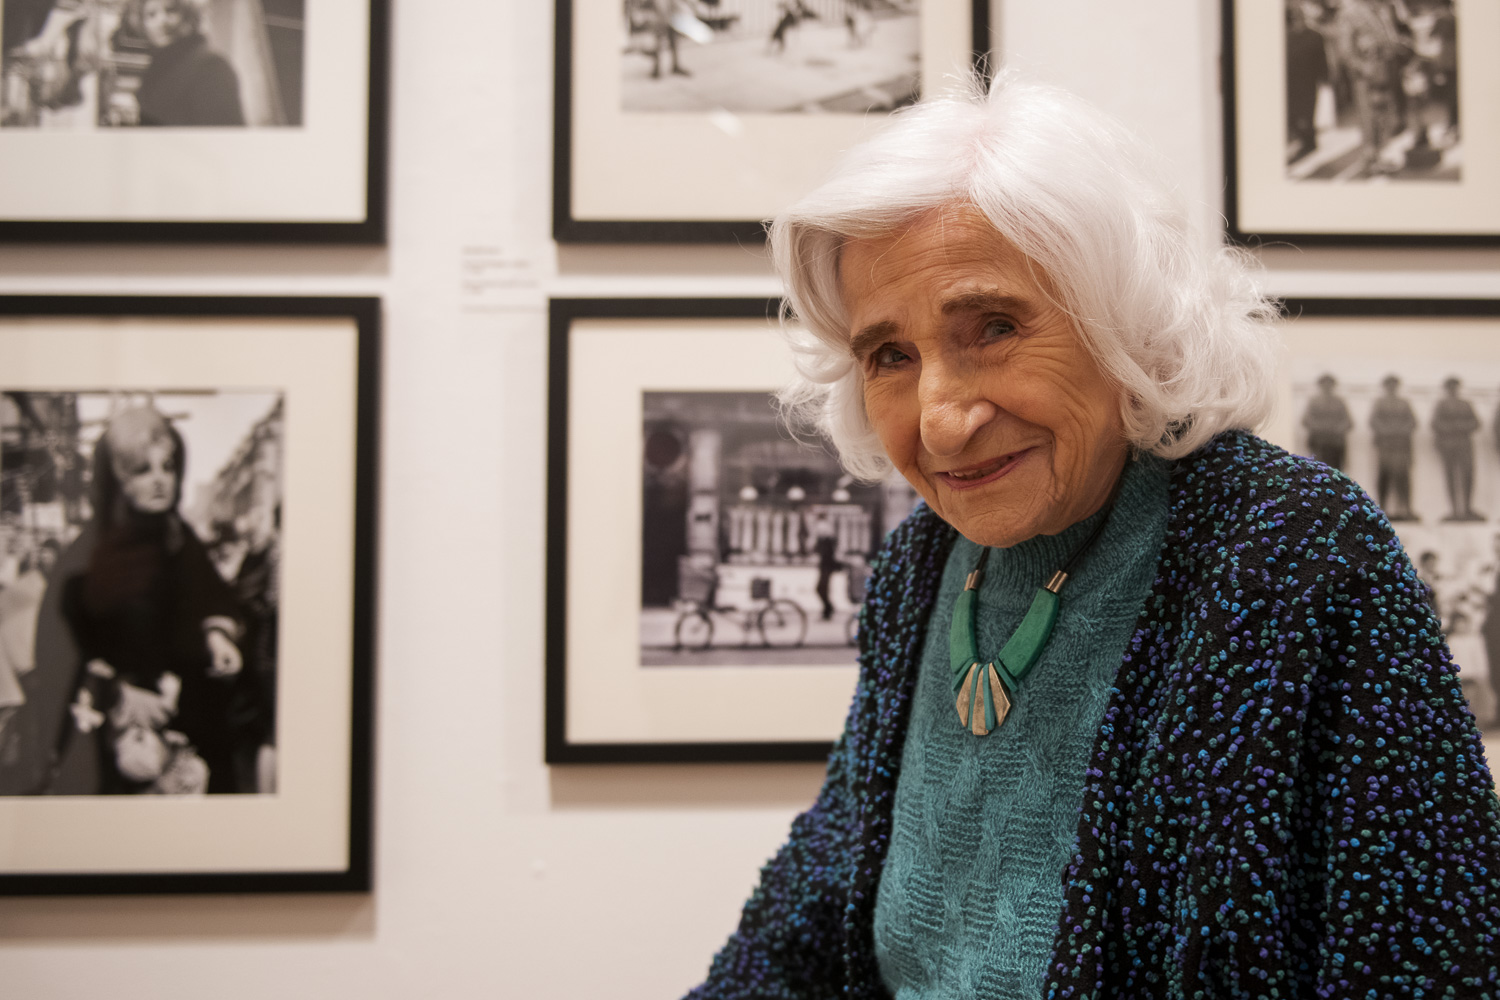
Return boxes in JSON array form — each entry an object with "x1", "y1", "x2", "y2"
[
  {"x1": 0, "y1": 0, "x2": 305, "y2": 128},
  {"x1": 27, "y1": 407, "x2": 258, "y2": 794},
  {"x1": 0, "y1": 392, "x2": 281, "y2": 796},
  {"x1": 1283, "y1": 0, "x2": 1459, "y2": 182}
]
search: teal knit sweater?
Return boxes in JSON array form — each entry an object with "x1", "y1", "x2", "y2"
[{"x1": 874, "y1": 454, "x2": 1170, "y2": 998}]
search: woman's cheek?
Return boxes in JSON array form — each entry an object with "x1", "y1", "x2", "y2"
[{"x1": 864, "y1": 383, "x2": 914, "y2": 451}]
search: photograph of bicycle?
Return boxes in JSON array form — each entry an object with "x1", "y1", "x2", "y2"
[{"x1": 638, "y1": 390, "x2": 920, "y2": 667}]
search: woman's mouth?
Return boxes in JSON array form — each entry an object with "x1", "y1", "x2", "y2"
[{"x1": 937, "y1": 450, "x2": 1029, "y2": 490}]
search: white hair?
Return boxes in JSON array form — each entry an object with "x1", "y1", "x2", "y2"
[{"x1": 769, "y1": 73, "x2": 1280, "y2": 481}]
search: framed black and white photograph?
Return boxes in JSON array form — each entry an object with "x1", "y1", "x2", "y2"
[
  {"x1": 1223, "y1": 0, "x2": 1498, "y2": 246},
  {"x1": 554, "y1": 0, "x2": 989, "y2": 242},
  {"x1": 1263, "y1": 298, "x2": 1500, "y2": 746},
  {"x1": 0, "y1": 295, "x2": 378, "y2": 894},
  {"x1": 0, "y1": 0, "x2": 389, "y2": 242},
  {"x1": 547, "y1": 298, "x2": 920, "y2": 762}
]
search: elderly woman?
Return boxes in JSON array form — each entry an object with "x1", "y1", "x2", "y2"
[{"x1": 686, "y1": 77, "x2": 1500, "y2": 998}]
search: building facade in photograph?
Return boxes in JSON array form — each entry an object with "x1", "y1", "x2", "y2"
[
  {"x1": 642, "y1": 390, "x2": 917, "y2": 641},
  {"x1": 192, "y1": 395, "x2": 282, "y2": 548}
]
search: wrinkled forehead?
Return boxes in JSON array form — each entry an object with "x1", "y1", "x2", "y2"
[{"x1": 836, "y1": 206, "x2": 1058, "y2": 318}]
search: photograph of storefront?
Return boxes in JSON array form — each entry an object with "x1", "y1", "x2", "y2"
[{"x1": 638, "y1": 389, "x2": 918, "y2": 666}]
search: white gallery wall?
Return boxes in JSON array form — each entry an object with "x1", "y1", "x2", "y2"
[{"x1": 1, "y1": 1, "x2": 1498, "y2": 997}]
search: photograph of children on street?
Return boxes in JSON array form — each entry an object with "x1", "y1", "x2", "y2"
[
  {"x1": 0, "y1": 389, "x2": 282, "y2": 797},
  {"x1": 1291, "y1": 363, "x2": 1500, "y2": 730},
  {"x1": 639, "y1": 390, "x2": 919, "y2": 667},
  {"x1": 1284, "y1": 0, "x2": 1458, "y2": 181},
  {"x1": 1, "y1": 0, "x2": 304, "y2": 128},
  {"x1": 621, "y1": 0, "x2": 920, "y2": 113}
]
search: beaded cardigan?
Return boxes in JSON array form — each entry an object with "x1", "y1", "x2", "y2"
[{"x1": 685, "y1": 431, "x2": 1500, "y2": 999}]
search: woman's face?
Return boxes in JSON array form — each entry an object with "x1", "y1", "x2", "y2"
[
  {"x1": 118, "y1": 441, "x2": 179, "y2": 515},
  {"x1": 841, "y1": 206, "x2": 1127, "y2": 548},
  {"x1": 142, "y1": 0, "x2": 186, "y2": 48}
]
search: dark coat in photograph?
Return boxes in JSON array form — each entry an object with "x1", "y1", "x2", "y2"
[
  {"x1": 30, "y1": 512, "x2": 246, "y2": 794},
  {"x1": 137, "y1": 32, "x2": 246, "y2": 127},
  {"x1": 25, "y1": 414, "x2": 250, "y2": 795}
]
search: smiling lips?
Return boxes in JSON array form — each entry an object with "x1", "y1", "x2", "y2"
[{"x1": 936, "y1": 449, "x2": 1031, "y2": 490}]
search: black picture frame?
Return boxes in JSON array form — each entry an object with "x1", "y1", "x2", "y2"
[
  {"x1": 548, "y1": 296, "x2": 911, "y2": 763},
  {"x1": 1222, "y1": 0, "x2": 1494, "y2": 247},
  {"x1": 0, "y1": 295, "x2": 379, "y2": 894},
  {"x1": 554, "y1": 0, "x2": 991, "y2": 243},
  {"x1": 0, "y1": 1, "x2": 390, "y2": 244}
]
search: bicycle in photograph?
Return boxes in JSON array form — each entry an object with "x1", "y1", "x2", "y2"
[{"x1": 672, "y1": 574, "x2": 808, "y2": 651}]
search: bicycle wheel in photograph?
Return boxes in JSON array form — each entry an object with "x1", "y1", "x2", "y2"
[
  {"x1": 757, "y1": 599, "x2": 807, "y2": 648},
  {"x1": 673, "y1": 609, "x2": 714, "y2": 651}
]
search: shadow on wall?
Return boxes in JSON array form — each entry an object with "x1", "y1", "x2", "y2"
[
  {"x1": 549, "y1": 761, "x2": 826, "y2": 809},
  {"x1": 0, "y1": 891, "x2": 373, "y2": 942}
]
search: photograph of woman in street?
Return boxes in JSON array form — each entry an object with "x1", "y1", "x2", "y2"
[{"x1": 0, "y1": 391, "x2": 282, "y2": 796}]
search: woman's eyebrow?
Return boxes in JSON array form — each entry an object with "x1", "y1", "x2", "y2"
[
  {"x1": 941, "y1": 291, "x2": 1027, "y2": 316},
  {"x1": 849, "y1": 320, "x2": 900, "y2": 360}
]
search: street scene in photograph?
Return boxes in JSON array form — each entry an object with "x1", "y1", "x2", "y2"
[
  {"x1": 1284, "y1": 0, "x2": 1459, "y2": 182},
  {"x1": 638, "y1": 390, "x2": 920, "y2": 667},
  {"x1": 621, "y1": 0, "x2": 920, "y2": 113}
]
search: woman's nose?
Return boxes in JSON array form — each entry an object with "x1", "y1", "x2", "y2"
[{"x1": 917, "y1": 364, "x2": 995, "y2": 457}]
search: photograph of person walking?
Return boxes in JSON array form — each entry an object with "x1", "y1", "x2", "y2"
[{"x1": 621, "y1": 0, "x2": 920, "y2": 113}]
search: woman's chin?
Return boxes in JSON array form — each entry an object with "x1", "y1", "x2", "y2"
[
  {"x1": 931, "y1": 474, "x2": 1056, "y2": 547},
  {"x1": 943, "y1": 505, "x2": 1048, "y2": 549}
]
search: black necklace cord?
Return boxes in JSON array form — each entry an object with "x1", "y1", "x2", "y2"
[
  {"x1": 967, "y1": 496, "x2": 1115, "y2": 595},
  {"x1": 1060, "y1": 500, "x2": 1114, "y2": 575}
]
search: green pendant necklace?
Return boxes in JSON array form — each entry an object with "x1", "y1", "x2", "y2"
[{"x1": 948, "y1": 507, "x2": 1113, "y2": 736}]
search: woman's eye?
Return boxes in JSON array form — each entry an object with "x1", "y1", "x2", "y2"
[
  {"x1": 980, "y1": 317, "x2": 1016, "y2": 341},
  {"x1": 871, "y1": 344, "x2": 909, "y2": 368}
]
